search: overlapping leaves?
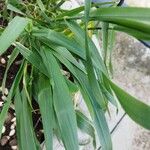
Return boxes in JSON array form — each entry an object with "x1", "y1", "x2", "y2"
[{"x1": 0, "y1": 3, "x2": 150, "y2": 150}]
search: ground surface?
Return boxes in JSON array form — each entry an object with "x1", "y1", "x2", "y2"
[{"x1": 111, "y1": 32, "x2": 150, "y2": 150}]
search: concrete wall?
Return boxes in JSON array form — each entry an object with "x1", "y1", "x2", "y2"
[{"x1": 126, "y1": 0, "x2": 150, "y2": 7}]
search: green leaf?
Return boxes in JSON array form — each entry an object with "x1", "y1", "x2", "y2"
[
  {"x1": 54, "y1": 51, "x2": 112, "y2": 149},
  {"x1": 7, "y1": 4, "x2": 25, "y2": 15},
  {"x1": 32, "y1": 29, "x2": 86, "y2": 59},
  {"x1": 36, "y1": 0, "x2": 52, "y2": 24},
  {"x1": 100, "y1": 84, "x2": 118, "y2": 108},
  {"x1": 37, "y1": 0, "x2": 45, "y2": 12},
  {"x1": 107, "y1": 29, "x2": 115, "y2": 75},
  {"x1": 84, "y1": 4, "x2": 112, "y2": 148},
  {"x1": 52, "y1": 51, "x2": 94, "y2": 112},
  {"x1": 2, "y1": 48, "x2": 19, "y2": 94},
  {"x1": 90, "y1": 8, "x2": 150, "y2": 34},
  {"x1": 84, "y1": 0, "x2": 91, "y2": 21},
  {"x1": 37, "y1": 75, "x2": 53, "y2": 150},
  {"x1": 107, "y1": 77, "x2": 150, "y2": 129},
  {"x1": 111, "y1": 19, "x2": 150, "y2": 35},
  {"x1": 7, "y1": 0, "x2": 21, "y2": 5},
  {"x1": 90, "y1": 7, "x2": 150, "y2": 21},
  {"x1": 65, "y1": 20, "x2": 107, "y2": 74},
  {"x1": 114, "y1": 25, "x2": 150, "y2": 40},
  {"x1": 75, "y1": 66, "x2": 112, "y2": 149},
  {"x1": 52, "y1": 46, "x2": 86, "y2": 73},
  {"x1": 65, "y1": 22, "x2": 107, "y2": 109},
  {"x1": 56, "y1": 6, "x2": 84, "y2": 19},
  {"x1": 0, "y1": 62, "x2": 25, "y2": 138},
  {"x1": 101, "y1": 22, "x2": 109, "y2": 63},
  {"x1": 66, "y1": 78, "x2": 79, "y2": 94},
  {"x1": 76, "y1": 110, "x2": 96, "y2": 148},
  {"x1": 42, "y1": 43, "x2": 86, "y2": 73},
  {"x1": 16, "y1": 42, "x2": 48, "y2": 76},
  {"x1": 14, "y1": 88, "x2": 23, "y2": 150},
  {"x1": 20, "y1": 89, "x2": 39, "y2": 150},
  {"x1": 52, "y1": 49, "x2": 93, "y2": 111},
  {"x1": 40, "y1": 48, "x2": 79, "y2": 150},
  {"x1": 52, "y1": 50, "x2": 79, "y2": 80},
  {"x1": 0, "y1": 16, "x2": 29, "y2": 55},
  {"x1": 85, "y1": 11, "x2": 106, "y2": 109},
  {"x1": 78, "y1": 82, "x2": 112, "y2": 150},
  {"x1": 93, "y1": 102, "x2": 112, "y2": 150},
  {"x1": 53, "y1": 47, "x2": 112, "y2": 149},
  {"x1": 15, "y1": 88, "x2": 40, "y2": 150},
  {"x1": 56, "y1": 2, "x2": 115, "y2": 19}
]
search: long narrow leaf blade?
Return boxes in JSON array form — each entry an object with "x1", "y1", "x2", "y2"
[
  {"x1": 76, "y1": 110, "x2": 96, "y2": 148},
  {"x1": 101, "y1": 22, "x2": 109, "y2": 63},
  {"x1": 109, "y1": 79, "x2": 150, "y2": 130},
  {"x1": 14, "y1": 88, "x2": 23, "y2": 150},
  {"x1": 40, "y1": 49, "x2": 79, "y2": 150},
  {"x1": 16, "y1": 42, "x2": 48, "y2": 76},
  {"x1": 65, "y1": 20, "x2": 107, "y2": 74},
  {"x1": 90, "y1": 7, "x2": 150, "y2": 21},
  {"x1": 37, "y1": 75, "x2": 53, "y2": 150},
  {"x1": 7, "y1": 4, "x2": 25, "y2": 15},
  {"x1": 0, "y1": 62, "x2": 25, "y2": 137},
  {"x1": 32, "y1": 29, "x2": 85, "y2": 59},
  {"x1": 20, "y1": 89, "x2": 38, "y2": 150},
  {"x1": 85, "y1": 4, "x2": 112, "y2": 148},
  {"x1": 84, "y1": 0, "x2": 91, "y2": 21},
  {"x1": 114, "y1": 25, "x2": 150, "y2": 40},
  {"x1": 90, "y1": 7, "x2": 150, "y2": 34},
  {"x1": 78, "y1": 81, "x2": 112, "y2": 150},
  {"x1": 53, "y1": 51, "x2": 112, "y2": 149},
  {"x1": 2, "y1": 48, "x2": 19, "y2": 93},
  {"x1": 0, "y1": 16, "x2": 29, "y2": 55}
]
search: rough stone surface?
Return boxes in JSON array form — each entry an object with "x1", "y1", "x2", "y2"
[
  {"x1": 112, "y1": 32, "x2": 150, "y2": 150},
  {"x1": 126, "y1": 0, "x2": 150, "y2": 7}
]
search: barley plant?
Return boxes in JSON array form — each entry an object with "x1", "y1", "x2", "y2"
[{"x1": 0, "y1": 0, "x2": 150, "y2": 150}]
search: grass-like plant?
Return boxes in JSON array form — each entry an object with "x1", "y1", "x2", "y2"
[{"x1": 0, "y1": 0, "x2": 150, "y2": 149}]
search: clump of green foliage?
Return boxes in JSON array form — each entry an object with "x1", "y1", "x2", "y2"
[{"x1": 0, "y1": 0, "x2": 150, "y2": 150}]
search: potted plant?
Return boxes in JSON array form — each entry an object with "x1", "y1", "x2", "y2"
[{"x1": 0, "y1": 0, "x2": 150, "y2": 149}]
